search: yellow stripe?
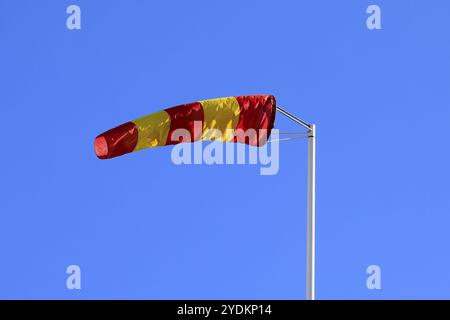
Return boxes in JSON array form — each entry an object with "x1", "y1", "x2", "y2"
[
  {"x1": 200, "y1": 97, "x2": 240, "y2": 142},
  {"x1": 132, "y1": 110, "x2": 171, "y2": 151}
]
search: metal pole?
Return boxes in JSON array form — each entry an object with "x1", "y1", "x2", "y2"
[
  {"x1": 306, "y1": 124, "x2": 316, "y2": 300},
  {"x1": 276, "y1": 106, "x2": 311, "y2": 130},
  {"x1": 275, "y1": 106, "x2": 316, "y2": 300}
]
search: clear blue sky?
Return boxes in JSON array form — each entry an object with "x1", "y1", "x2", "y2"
[{"x1": 1, "y1": 0, "x2": 449, "y2": 299}]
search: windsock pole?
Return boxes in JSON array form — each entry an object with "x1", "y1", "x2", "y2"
[
  {"x1": 306, "y1": 124, "x2": 316, "y2": 300},
  {"x1": 276, "y1": 106, "x2": 316, "y2": 301}
]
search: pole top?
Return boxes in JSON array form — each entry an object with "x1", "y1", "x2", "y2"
[{"x1": 308, "y1": 124, "x2": 316, "y2": 137}]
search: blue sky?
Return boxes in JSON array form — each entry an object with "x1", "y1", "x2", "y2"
[{"x1": 1, "y1": 0, "x2": 450, "y2": 299}]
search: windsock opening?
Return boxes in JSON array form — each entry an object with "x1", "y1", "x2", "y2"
[
  {"x1": 94, "y1": 136, "x2": 108, "y2": 159},
  {"x1": 94, "y1": 121, "x2": 139, "y2": 159}
]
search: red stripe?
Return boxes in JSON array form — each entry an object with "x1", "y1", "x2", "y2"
[
  {"x1": 164, "y1": 102, "x2": 204, "y2": 145},
  {"x1": 234, "y1": 95, "x2": 277, "y2": 146},
  {"x1": 94, "y1": 122, "x2": 138, "y2": 159}
]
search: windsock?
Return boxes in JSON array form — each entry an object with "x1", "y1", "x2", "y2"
[{"x1": 94, "y1": 95, "x2": 277, "y2": 159}]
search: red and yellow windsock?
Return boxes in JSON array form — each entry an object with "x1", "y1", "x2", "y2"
[{"x1": 94, "y1": 95, "x2": 277, "y2": 159}]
